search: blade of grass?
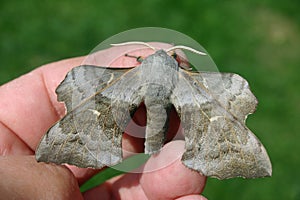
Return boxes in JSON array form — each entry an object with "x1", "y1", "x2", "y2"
[{"x1": 80, "y1": 153, "x2": 150, "y2": 193}]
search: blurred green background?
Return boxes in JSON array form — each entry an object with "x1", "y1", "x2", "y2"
[{"x1": 1, "y1": 0, "x2": 299, "y2": 199}]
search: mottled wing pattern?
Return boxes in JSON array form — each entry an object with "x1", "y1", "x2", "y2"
[
  {"x1": 55, "y1": 65, "x2": 130, "y2": 111},
  {"x1": 36, "y1": 66, "x2": 143, "y2": 168},
  {"x1": 191, "y1": 72, "x2": 258, "y2": 122},
  {"x1": 171, "y1": 69, "x2": 272, "y2": 179}
]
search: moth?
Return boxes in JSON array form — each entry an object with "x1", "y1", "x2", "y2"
[{"x1": 36, "y1": 42, "x2": 272, "y2": 179}]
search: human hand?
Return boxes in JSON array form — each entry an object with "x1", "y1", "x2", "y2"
[{"x1": 0, "y1": 43, "x2": 207, "y2": 200}]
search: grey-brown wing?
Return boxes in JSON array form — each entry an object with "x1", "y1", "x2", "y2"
[
  {"x1": 190, "y1": 71, "x2": 258, "y2": 122},
  {"x1": 36, "y1": 66, "x2": 143, "y2": 168},
  {"x1": 170, "y1": 69, "x2": 272, "y2": 179},
  {"x1": 55, "y1": 65, "x2": 131, "y2": 111}
]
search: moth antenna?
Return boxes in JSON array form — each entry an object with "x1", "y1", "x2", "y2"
[
  {"x1": 111, "y1": 41, "x2": 156, "y2": 50},
  {"x1": 166, "y1": 45, "x2": 207, "y2": 56}
]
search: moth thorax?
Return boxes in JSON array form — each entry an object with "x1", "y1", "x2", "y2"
[{"x1": 140, "y1": 50, "x2": 179, "y2": 85}]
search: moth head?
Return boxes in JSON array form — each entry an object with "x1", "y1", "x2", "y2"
[{"x1": 111, "y1": 41, "x2": 207, "y2": 70}]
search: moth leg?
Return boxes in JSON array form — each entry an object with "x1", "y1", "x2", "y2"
[
  {"x1": 125, "y1": 54, "x2": 144, "y2": 63},
  {"x1": 170, "y1": 52, "x2": 192, "y2": 71}
]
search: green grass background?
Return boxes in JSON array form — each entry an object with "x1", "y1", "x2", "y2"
[{"x1": 1, "y1": 1, "x2": 299, "y2": 199}]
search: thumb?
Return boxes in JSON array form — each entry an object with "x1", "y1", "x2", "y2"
[{"x1": 0, "y1": 156, "x2": 82, "y2": 200}]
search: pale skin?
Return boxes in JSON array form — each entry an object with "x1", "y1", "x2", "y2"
[{"x1": 0, "y1": 43, "x2": 207, "y2": 200}]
